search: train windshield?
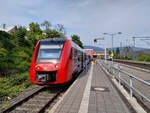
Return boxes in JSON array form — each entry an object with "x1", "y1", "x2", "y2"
[{"x1": 36, "y1": 44, "x2": 63, "y2": 63}]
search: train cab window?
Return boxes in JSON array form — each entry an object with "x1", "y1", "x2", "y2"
[
  {"x1": 69, "y1": 48, "x2": 72, "y2": 59},
  {"x1": 36, "y1": 43, "x2": 64, "y2": 63}
]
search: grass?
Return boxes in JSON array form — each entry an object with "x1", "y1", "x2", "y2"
[
  {"x1": 44, "y1": 89, "x2": 51, "y2": 94},
  {"x1": 0, "y1": 72, "x2": 32, "y2": 103},
  {"x1": 1, "y1": 103, "x2": 11, "y2": 109}
]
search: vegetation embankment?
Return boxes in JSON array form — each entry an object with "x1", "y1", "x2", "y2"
[
  {"x1": 0, "y1": 21, "x2": 83, "y2": 73},
  {"x1": 0, "y1": 21, "x2": 66, "y2": 72},
  {"x1": 114, "y1": 55, "x2": 150, "y2": 62},
  {"x1": 112, "y1": 47, "x2": 150, "y2": 62},
  {"x1": 0, "y1": 72, "x2": 31, "y2": 103},
  {"x1": 0, "y1": 20, "x2": 83, "y2": 104}
]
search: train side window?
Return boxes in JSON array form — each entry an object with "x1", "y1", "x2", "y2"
[
  {"x1": 70, "y1": 48, "x2": 72, "y2": 59},
  {"x1": 74, "y1": 49, "x2": 77, "y2": 60},
  {"x1": 78, "y1": 57, "x2": 80, "y2": 61}
]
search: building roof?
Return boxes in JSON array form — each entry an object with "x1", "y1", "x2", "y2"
[{"x1": 0, "y1": 25, "x2": 17, "y2": 33}]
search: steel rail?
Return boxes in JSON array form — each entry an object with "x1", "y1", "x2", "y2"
[
  {"x1": 1, "y1": 86, "x2": 45, "y2": 113},
  {"x1": 1, "y1": 86, "x2": 64, "y2": 113}
]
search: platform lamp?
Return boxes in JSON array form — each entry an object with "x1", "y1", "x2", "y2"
[{"x1": 103, "y1": 32, "x2": 122, "y2": 64}]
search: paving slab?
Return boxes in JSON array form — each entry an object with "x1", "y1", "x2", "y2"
[{"x1": 50, "y1": 63, "x2": 132, "y2": 113}]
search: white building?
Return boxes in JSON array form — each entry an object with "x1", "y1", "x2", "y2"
[{"x1": 0, "y1": 24, "x2": 17, "y2": 33}]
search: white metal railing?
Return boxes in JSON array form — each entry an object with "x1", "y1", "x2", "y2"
[{"x1": 100, "y1": 60, "x2": 150, "y2": 103}]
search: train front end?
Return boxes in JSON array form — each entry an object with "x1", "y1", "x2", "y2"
[{"x1": 30, "y1": 39, "x2": 66, "y2": 85}]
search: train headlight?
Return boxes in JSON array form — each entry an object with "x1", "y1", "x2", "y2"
[{"x1": 55, "y1": 64, "x2": 58, "y2": 68}]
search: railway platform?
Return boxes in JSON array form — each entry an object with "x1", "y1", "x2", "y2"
[{"x1": 49, "y1": 63, "x2": 134, "y2": 113}]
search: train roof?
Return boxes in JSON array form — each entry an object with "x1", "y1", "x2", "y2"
[
  {"x1": 40, "y1": 38, "x2": 67, "y2": 45},
  {"x1": 40, "y1": 38, "x2": 81, "y2": 49},
  {"x1": 40, "y1": 38, "x2": 66, "y2": 42},
  {"x1": 40, "y1": 38, "x2": 89, "y2": 55}
]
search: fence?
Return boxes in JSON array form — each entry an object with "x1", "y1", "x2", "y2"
[{"x1": 100, "y1": 60, "x2": 150, "y2": 103}]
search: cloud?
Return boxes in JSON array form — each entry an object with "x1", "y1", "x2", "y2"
[{"x1": 0, "y1": 0, "x2": 150, "y2": 48}]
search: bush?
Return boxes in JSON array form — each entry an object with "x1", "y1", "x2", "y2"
[
  {"x1": 0, "y1": 31, "x2": 32, "y2": 72},
  {"x1": 97, "y1": 56, "x2": 102, "y2": 59},
  {"x1": 0, "y1": 89, "x2": 8, "y2": 101},
  {"x1": 16, "y1": 61, "x2": 29, "y2": 71},
  {"x1": 0, "y1": 72, "x2": 32, "y2": 102},
  {"x1": 138, "y1": 55, "x2": 150, "y2": 62},
  {"x1": 114, "y1": 56, "x2": 132, "y2": 60}
]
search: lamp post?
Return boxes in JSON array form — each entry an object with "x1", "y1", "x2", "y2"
[
  {"x1": 94, "y1": 37, "x2": 107, "y2": 62},
  {"x1": 103, "y1": 32, "x2": 122, "y2": 52},
  {"x1": 103, "y1": 32, "x2": 122, "y2": 64}
]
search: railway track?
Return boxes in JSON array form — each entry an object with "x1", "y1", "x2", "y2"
[
  {"x1": 1, "y1": 84, "x2": 70, "y2": 113},
  {"x1": 114, "y1": 59, "x2": 150, "y2": 70},
  {"x1": 0, "y1": 64, "x2": 90, "y2": 113}
]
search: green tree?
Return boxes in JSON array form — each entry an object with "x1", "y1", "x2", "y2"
[
  {"x1": 0, "y1": 48, "x2": 8, "y2": 69},
  {"x1": 55, "y1": 24, "x2": 66, "y2": 35},
  {"x1": 71, "y1": 35, "x2": 83, "y2": 48},
  {"x1": 0, "y1": 31, "x2": 15, "y2": 70},
  {"x1": 45, "y1": 29, "x2": 65, "y2": 38},
  {"x1": 116, "y1": 47, "x2": 120, "y2": 56},
  {"x1": 40, "y1": 21, "x2": 66, "y2": 39},
  {"x1": 29, "y1": 22, "x2": 42, "y2": 34},
  {"x1": 138, "y1": 55, "x2": 150, "y2": 62},
  {"x1": 41, "y1": 20, "x2": 51, "y2": 30},
  {"x1": 27, "y1": 22, "x2": 43, "y2": 46},
  {"x1": 11, "y1": 26, "x2": 27, "y2": 46},
  {"x1": 0, "y1": 31, "x2": 14, "y2": 50},
  {"x1": 0, "y1": 21, "x2": 68, "y2": 72}
]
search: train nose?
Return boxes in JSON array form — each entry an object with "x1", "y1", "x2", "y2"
[
  {"x1": 34, "y1": 63, "x2": 60, "y2": 82},
  {"x1": 34, "y1": 63, "x2": 60, "y2": 71},
  {"x1": 37, "y1": 74, "x2": 46, "y2": 82},
  {"x1": 36, "y1": 71, "x2": 57, "y2": 82}
]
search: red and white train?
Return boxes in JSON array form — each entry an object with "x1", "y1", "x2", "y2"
[
  {"x1": 84, "y1": 49, "x2": 94, "y2": 60},
  {"x1": 30, "y1": 38, "x2": 90, "y2": 85}
]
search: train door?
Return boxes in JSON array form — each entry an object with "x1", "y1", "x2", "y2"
[
  {"x1": 81, "y1": 53, "x2": 84, "y2": 70},
  {"x1": 74, "y1": 49, "x2": 78, "y2": 73},
  {"x1": 77, "y1": 51, "x2": 82, "y2": 72}
]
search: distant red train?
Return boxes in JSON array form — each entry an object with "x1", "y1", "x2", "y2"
[
  {"x1": 30, "y1": 38, "x2": 90, "y2": 85},
  {"x1": 84, "y1": 49, "x2": 94, "y2": 60}
]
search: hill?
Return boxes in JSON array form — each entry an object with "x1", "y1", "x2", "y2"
[
  {"x1": 84, "y1": 45, "x2": 104, "y2": 52},
  {"x1": 107, "y1": 46, "x2": 147, "y2": 52},
  {"x1": 84, "y1": 45, "x2": 148, "y2": 53}
]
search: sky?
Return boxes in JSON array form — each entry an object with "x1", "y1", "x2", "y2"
[{"x1": 0, "y1": 0, "x2": 150, "y2": 48}]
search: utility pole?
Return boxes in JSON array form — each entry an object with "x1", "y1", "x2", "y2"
[
  {"x1": 104, "y1": 32, "x2": 122, "y2": 52},
  {"x1": 132, "y1": 37, "x2": 150, "y2": 47},
  {"x1": 132, "y1": 37, "x2": 135, "y2": 47},
  {"x1": 104, "y1": 38, "x2": 107, "y2": 62},
  {"x1": 103, "y1": 32, "x2": 122, "y2": 64},
  {"x1": 120, "y1": 42, "x2": 122, "y2": 48}
]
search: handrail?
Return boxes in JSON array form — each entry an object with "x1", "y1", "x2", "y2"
[
  {"x1": 113, "y1": 67, "x2": 150, "y2": 87},
  {"x1": 100, "y1": 60, "x2": 150, "y2": 103}
]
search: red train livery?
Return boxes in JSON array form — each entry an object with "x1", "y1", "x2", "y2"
[
  {"x1": 84, "y1": 49, "x2": 94, "y2": 60},
  {"x1": 30, "y1": 38, "x2": 90, "y2": 85}
]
